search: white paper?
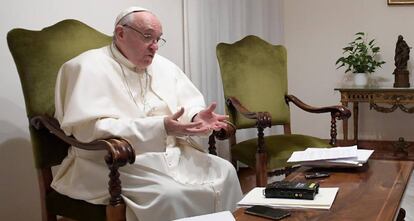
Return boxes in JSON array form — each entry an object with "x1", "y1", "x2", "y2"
[
  {"x1": 287, "y1": 146, "x2": 358, "y2": 163},
  {"x1": 300, "y1": 148, "x2": 374, "y2": 168},
  {"x1": 172, "y1": 211, "x2": 235, "y2": 221},
  {"x1": 238, "y1": 187, "x2": 339, "y2": 210}
]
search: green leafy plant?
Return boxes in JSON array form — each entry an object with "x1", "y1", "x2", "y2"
[{"x1": 335, "y1": 32, "x2": 385, "y2": 73}]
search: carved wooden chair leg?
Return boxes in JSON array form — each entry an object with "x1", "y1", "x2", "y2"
[
  {"x1": 255, "y1": 152, "x2": 267, "y2": 187},
  {"x1": 104, "y1": 139, "x2": 135, "y2": 221},
  {"x1": 231, "y1": 159, "x2": 238, "y2": 170},
  {"x1": 284, "y1": 166, "x2": 293, "y2": 177},
  {"x1": 208, "y1": 134, "x2": 218, "y2": 156},
  {"x1": 396, "y1": 208, "x2": 406, "y2": 221}
]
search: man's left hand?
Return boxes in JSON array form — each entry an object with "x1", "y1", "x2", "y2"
[{"x1": 192, "y1": 102, "x2": 228, "y2": 131}]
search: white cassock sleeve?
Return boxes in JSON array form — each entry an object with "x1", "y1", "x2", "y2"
[{"x1": 175, "y1": 67, "x2": 206, "y2": 123}]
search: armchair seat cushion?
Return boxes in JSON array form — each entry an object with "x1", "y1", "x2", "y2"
[
  {"x1": 231, "y1": 134, "x2": 330, "y2": 170},
  {"x1": 47, "y1": 190, "x2": 106, "y2": 221}
]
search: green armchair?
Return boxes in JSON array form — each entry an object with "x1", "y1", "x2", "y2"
[
  {"x1": 7, "y1": 19, "x2": 135, "y2": 221},
  {"x1": 215, "y1": 35, "x2": 351, "y2": 187}
]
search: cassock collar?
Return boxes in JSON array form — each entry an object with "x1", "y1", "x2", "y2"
[
  {"x1": 110, "y1": 42, "x2": 153, "y2": 76},
  {"x1": 110, "y1": 42, "x2": 135, "y2": 70}
]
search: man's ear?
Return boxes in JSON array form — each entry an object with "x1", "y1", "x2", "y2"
[{"x1": 114, "y1": 25, "x2": 125, "y2": 40}]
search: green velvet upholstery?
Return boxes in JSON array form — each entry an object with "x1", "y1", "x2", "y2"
[
  {"x1": 217, "y1": 35, "x2": 330, "y2": 171},
  {"x1": 217, "y1": 35, "x2": 290, "y2": 129},
  {"x1": 7, "y1": 19, "x2": 112, "y2": 221},
  {"x1": 7, "y1": 19, "x2": 111, "y2": 168}
]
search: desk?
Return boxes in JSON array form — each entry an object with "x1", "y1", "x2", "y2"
[
  {"x1": 334, "y1": 86, "x2": 414, "y2": 141},
  {"x1": 234, "y1": 160, "x2": 413, "y2": 221}
]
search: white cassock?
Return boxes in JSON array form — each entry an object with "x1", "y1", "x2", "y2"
[{"x1": 51, "y1": 43, "x2": 243, "y2": 221}]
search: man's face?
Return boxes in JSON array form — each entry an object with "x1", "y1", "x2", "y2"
[{"x1": 115, "y1": 12, "x2": 163, "y2": 71}]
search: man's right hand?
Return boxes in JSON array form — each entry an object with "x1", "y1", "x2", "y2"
[{"x1": 164, "y1": 107, "x2": 211, "y2": 136}]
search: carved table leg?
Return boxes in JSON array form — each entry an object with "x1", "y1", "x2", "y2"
[
  {"x1": 341, "y1": 101, "x2": 349, "y2": 141},
  {"x1": 353, "y1": 101, "x2": 359, "y2": 142}
]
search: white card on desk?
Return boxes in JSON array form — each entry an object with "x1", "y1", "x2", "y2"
[
  {"x1": 238, "y1": 187, "x2": 339, "y2": 210},
  {"x1": 172, "y1": 211, "x2": 235, "y2": 221}
]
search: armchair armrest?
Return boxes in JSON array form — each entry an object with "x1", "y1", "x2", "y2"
[
  {"x1": 285, "y1": 94, "x2": 351, "y2": 119},
  {"x1": 225, "y1": 96, "x2": 272, "y2": 155},
  {"x1": 285, "y1": 95, "x2": 351, "y2": 146},
  {"x1": 226, "y1": 96, "x2": 272, "y2": 128},
  {"x1": 30, "y1": 115, "x2": 135, "y2": 215},
  {"x1": 210, "y1": 119, "x2": 235, "y2": 141},
  {"x1": 208, "y1": 121, "x2": 237, "y2": 156}
]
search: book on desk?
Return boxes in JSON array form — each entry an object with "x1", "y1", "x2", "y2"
[
  {"x1": 237, "y1": 146, "x2": 374, "y2": 210},
  {"x1": 238, "y1": 187, "x2": 339, "y2": 210}
]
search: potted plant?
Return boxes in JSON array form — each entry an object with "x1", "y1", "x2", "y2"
[{"x1": 335, "y1": 32, "x2": 386, "y2": 86}]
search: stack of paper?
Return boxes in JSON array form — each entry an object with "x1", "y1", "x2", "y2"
[
  {"x1": 238, "y1": 187, "x2": 339, "y2": 210},
  {"x1": 172, "y1": 211, "x2": 235, "y2": 221},
  {"x1": 287, "y1": 145, "x2": 374, "y2": 167}
]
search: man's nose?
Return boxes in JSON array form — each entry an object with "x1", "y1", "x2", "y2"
[{"x1": 148, "y1": 42, "x2": 158, "y2": 52}]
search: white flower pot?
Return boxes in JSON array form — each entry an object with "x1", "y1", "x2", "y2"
[{"x1": 354, "y1": 73, "x2": 368, "y2": 86}]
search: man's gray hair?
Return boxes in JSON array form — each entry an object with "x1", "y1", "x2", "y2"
[
  {"x1": 113, "y1": 6, "x2": 149, "y2": 41},
  {"x1": 113, "y1": 12, "x2": 136, "y2": 41}
]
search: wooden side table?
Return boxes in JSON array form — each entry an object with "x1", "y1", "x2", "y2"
[
  {"x1": 334, "y1": 86, "x2": 414, "y2": 141},
  {"x1": 334, "y1": 86, "x2": 414, "y2": 159}
]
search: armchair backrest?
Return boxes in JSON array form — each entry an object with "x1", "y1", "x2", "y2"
[
  {"x1": 7, "y1": 19, "x2": 112, "y2": 169},
  {"x1": 216, "y1": 35, "x2": 290, "y2": 129}
]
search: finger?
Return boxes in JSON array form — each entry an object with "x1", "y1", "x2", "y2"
[
  {"x1": 204, "y1": 102, "x2": 217, "y2": 113},
  {"x1": 214, "y1": 121, "x2": 228, "y2": 129},
  {"x1": 171, "y1": 107, "x2": 185, "y2": 120},
  {"x1": 200, "y1": 102, "x2": 217, "y2": 114},
  {"x1": 180, "y1": 121, "x2": 203, "y2": 129},
  {"x1": 209, "y1": 124, "x2": 225, "y2": 131},
  {"x1": 214, "y1": 113, "x2": 228, "y2": 121},
  {"x1": 186, "y1": 127, "x2": 211, "y2": 135}
]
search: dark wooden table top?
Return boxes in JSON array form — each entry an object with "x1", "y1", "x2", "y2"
[{"x1": 234, "y1": 160, "x2": 413, "y2": 221}]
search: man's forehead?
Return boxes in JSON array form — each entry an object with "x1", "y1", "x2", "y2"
[{"x1": 132, "y1": 13, "x2": 162, "y2": 32}]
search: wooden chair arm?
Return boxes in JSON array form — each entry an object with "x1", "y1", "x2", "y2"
[
  {"x1": 285, "y1": 94, "x2": 351, "y2": 119},
  {"x1": 212, "y1": 121, "x2": 236, "y2": 140},
  {"x1": 30, "y1": 115, "x2": 135, "y2": 156},
  {"x1": 226, "y1": 96, "x2": 272, "y2": 128},
  {"x1": 30, "y1": 115, "x2": 135, "y2": 210},
  {"x1": 285, "y1": 95, "x2": 351, "y2": 146},
  {"x1": 208, "y1": 121, "x2": 237, "y2": 156},
  {"x1": 226, "y1": 96, "x2": 256, "y2": 119},
  {"x1": 225, "y1": 96, "x2": 271, "y2": 157}
]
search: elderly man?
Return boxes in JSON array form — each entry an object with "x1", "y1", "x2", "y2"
[{"x1": 51, "y1": 6, "x2": 242, "y2": 221}]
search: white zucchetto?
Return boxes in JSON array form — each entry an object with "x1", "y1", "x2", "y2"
[{"x1": 114, "y1": 6, "x2": 149, "y2": 27}]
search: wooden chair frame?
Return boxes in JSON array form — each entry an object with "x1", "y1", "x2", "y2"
[
  {"x1": 221, "y1": 95, "x2": 351, "y2": 186},
  {"x1": 31, "y1": 115, "x2": 135, "y2": 221}
]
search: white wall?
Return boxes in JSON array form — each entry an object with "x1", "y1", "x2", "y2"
[
  {"x1": 284, "y1": 0, "x2": 414, "y2": 141},
  {"x1": 0, "y1": 1, "x2": 183, "y2": 220}
]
